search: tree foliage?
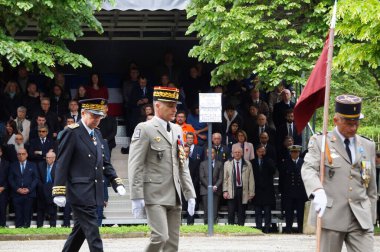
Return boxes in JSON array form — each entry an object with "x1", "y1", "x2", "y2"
[
  {"x1": 186, "y1": 0, "x2": 380, "y2": 90},
  {"x1": 0, "y1": 0, "x2": 109, "y2": 78}
]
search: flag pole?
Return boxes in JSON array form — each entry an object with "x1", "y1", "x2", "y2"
[{"x1": 316, "y1": 1, "x2": 337, "y2": 251}]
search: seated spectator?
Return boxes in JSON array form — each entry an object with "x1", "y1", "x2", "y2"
[
  {"x1": 157, "y1": 73, "x2": 170, "y2": 87},
  {"x1": 273, "y1": 89, "x2": 295, "y2": 129},
  {"x1": 276, "y1": 109, "x2": 302, "y2": 147},
  {"x1": 279, "y1": 145, "x2": 308, "y2": 233},
  {"x1": 182, "y1": 66, "x2": 206, "y2": 106},
  {"x1": 63, "y1": 100, "x2": 81, "y2": 125},
  {"x1": 73, "y1": 84, "x2": 89, "y2": 102},
  {"x1": 8, "y1": 147, "x2": 38, "y2": 228},
  {"x1": 129, "y1": 75, "x2": 153, "y2": 131},
  {"x1": 244, "y1": 88, "x2": 269, "y2": 117},
  {"x1": 225, "y1": 120, "x2": 240, "y2": 151},
  {"x1": 251, "y1": 144, "x2": 276, "y2": 233},
  {"x1": 185, "y1": 132, "x2": 203, "y2": 161},
  {"x1": 2, "y1": 120, "x2": 18, "y2": 145},
  {"x1": 14, "y1": 106, "x2": 31, "y2": 143},
  {"x1": 176, "y1": 111, "x2": 198, "y2": 145},
  {"x1": 122, "y1": 67, "x2": 140, "y2": 138},
  {"x1": 138, "y1": 103, "x2": 154, "y2": 124},
  {"x1": 28, "y1": 125, "x2": 55, "y2": 163},
  {"x1": 182, "y1": 145, "x2": 201, "y2": 225},
  {"x1": 257, "y1": 132, "x2": 277, "y2": 162},
  {"x1": 2, "y1": 80, "x2": 23, "y2": 120},
  {"x1": 98, "y1": 105, "x2": 117, "y2": 157},
  {"x1": 232, "y1": 130, "x2": 255, "y2": 161},
  {"x1": 3, "y1": 133, "x2": 28, "y2": 163},
  {"x1": 86, "y1": 72, "x2": 109, "y2": 100},
  {"x1": 211, "y1": 132, "x2": 230, "y2": 163},
  {"x1": 187, "y1": 105, "x2": 208, "y2": 146},
  {"x1": 29, "y1": 114, "x2": 53, "y2": 141},
  {"x1": 52, "y1": 72, "x2": 71, "y2": 100},
  {"x1": 32, "y1": 97, "x2": 60, "y2": 138},
  {"x1": 36, "y1": 151, "x2": 57, "y2": 227},
  {"x1": 243, "y1": 105, "x2": 259, "y2": 142},
  {"x1": 50, "y1": 84, "x2": 69, "y2": 123},
  {"x1": 223, "y1": 145, "x2": 255, "y2": 226},
  {"x1": 0, "y1": 146, "x2": 10, "y2": 227},
  {"x1": 217, "y1": 104, "x2": 243, "y2": 136},
  {"x1": 199, "y1": 148, "x2": 223, "y2": 224},
  {"x1": 250, "y1": 114, "x2": 276, "y2": 146},
  {"x1": 22, "y1": 82, "x2": 41, "y2": 119}
]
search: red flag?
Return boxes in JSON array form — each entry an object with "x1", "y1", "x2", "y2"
[{"x1": 294, "y1": 34, "x2": 330, "y2": 134}]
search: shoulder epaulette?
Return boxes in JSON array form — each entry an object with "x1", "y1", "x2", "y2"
[
  {"x1": 359, "y1": 135, "x2": 373, "y2": 141},
  {"x1": 67, "y1": 123, "x2": 79, "y2": 129}
]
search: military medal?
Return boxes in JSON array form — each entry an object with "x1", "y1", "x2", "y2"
[
  {"x1": 154, "y1": 136, "x2": 161, "y2": 142},
  {"x1": 360, "y1": 160, "x2": 371, "y2": 188},
  {"x1": 177, "y1": 135, "x2": 185, "y2": 168}
]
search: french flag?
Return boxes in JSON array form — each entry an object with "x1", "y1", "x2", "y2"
[{"x1": 67, "y1": 74, "x2": 124, "y2": 117}]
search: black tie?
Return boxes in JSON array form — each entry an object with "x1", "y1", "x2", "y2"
[
  {"x1": 344, "y1": 138, "x2": 352, "y2": 164},
  {"x1": 166, "y1": 122, "x2": 171, "y2": 132},
  {"x1": 288, "y1": 123, "x2": 293, "y2": 137}
]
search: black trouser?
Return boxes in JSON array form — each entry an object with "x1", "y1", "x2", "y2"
[
  {"x1": 63, "y1": 203, "x2": 72, "y2": 227},
  {"x1": 255, "y1": 205, "x2": 272, "y2": 230},
  {"x1": 227, "y1": 187, "x2": 246, "y2": 226},
  {"x1": 13, "y1": 196, "x2": 33, "y2": 228},
  {"x1": 0, "y1": 191, "x2": 8, "y2": 227},
  {"x1": 202, "y1": 194, "x2": 220, "y2": 224},
  {"x1": 37, "y1": 200, "x2": 57, "y2": 227},
  {"x1": 284, "y1": 198, "x2": 305, "y2": 233},
  {"x1": 62, "y1": 204, "x2": 103, "y2": 252}
]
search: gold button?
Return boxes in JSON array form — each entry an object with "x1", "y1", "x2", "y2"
[
  {"x1": 95, "y1": 167, "x2": 97, "y2": 170},
  {"x1": 348, "y1": 198, "x2": 352, "y2": 202},
  {"x1": 149, "y1": 179, "x2": 152, "y2": 182},
  {"x1": 95, "y1": 180, "x2": 97, "y2": 183},
  {"x1": 88, "y1": 154, "x2": 91, "y2": 157},
  {"x1": 349, "y1": 176, "x2": 353, "y2": 179},
  {"x1": 103, "y1": 166, "x2": 105, "y2": 170},
  {"x1": 349, "y1": 187, "x2": 352, "y2": 191}
]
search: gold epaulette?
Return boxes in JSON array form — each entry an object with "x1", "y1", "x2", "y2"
[
  {"x1": 52, "y1": 186, "x2": 66, "y2": 196},
  {"x1": 67, "y1": 123, "x2": 79, "y2": 129},
  {"x1": 114, "y1": 177, "x2": 123, "y2": 185}
]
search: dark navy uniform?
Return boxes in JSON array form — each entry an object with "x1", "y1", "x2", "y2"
[
  {"x1": 53, "y1": 120, "x2": 123, "y2": 252},
  {"x1": 280, "y1": 156, "x2": 307, "y2": 233}
]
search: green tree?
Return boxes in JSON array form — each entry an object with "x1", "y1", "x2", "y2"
[
  {"x1": 0, "y1": 0, "x2": 109, "y2": 78},
  {"x1": 186, "y1": 0, "x2": 380, "y2": 89}
]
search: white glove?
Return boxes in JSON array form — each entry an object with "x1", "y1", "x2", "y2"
[
  {"x1": 187, "y1": 198, "x2": 196, "y2": 216},
  {"x1": 313, "y1": 189, "x2": 327, "y2": 217},
  {"x1": 132, "y1": 199, "x2": 145, "y2": 218},
  {"x1": 116, "y1": 186, "x2": 126, "y2": 196},
  {"x1": 53, "y1": 196, "x2": 66, "y2": 207}
]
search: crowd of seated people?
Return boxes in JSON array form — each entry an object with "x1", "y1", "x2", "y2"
[{"x1": 0, "y1": 56, "x2": 310, "y2": 232}]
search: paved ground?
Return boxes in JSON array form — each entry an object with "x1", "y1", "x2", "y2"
[{"x1": 1, "y1": 235, "x2": 380, "y2": 252}]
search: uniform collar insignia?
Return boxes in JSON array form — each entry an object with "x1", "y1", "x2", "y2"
[{"x1": 154, "y1": 136, "x2": 161, "y2": 142}]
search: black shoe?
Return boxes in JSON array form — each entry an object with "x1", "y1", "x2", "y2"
[{"x1": 121, "y1": 147, "x2": 129, "y2": 154}]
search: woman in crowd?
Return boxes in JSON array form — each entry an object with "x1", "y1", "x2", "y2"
[
  {"x1": 232, "y1": 129, "x2": 255, "y2": 161},
  {"x1": 225, "y1": 120, "x2": 240, "y2": 151},
  {"x1": 86, "y1": 72, "x2": 109, "y2": 100},
  {"x1": 2, "y1": 80, "x2": 23, "y2": 120},
  {"x1": 2, "y1": 120, "x2": 18, "y2": 145}
]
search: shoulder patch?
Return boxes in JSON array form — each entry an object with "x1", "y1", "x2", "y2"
[
  {"x1": 359, "y1": 135, "x2": 373, "y2": 142},
  {"x1": 132, "y1": 129, "x2": 141, "y2": 140},
  {"x1": 67, "y1": 123, "x2": 79, "y2": 129}
]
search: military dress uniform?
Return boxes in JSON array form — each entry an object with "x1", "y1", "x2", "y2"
[
  {"x1": 53, "y1": 99, "x2": 124, "y2": 252},
  {"x1": 301, "y1": 95, "x2": 377, "y2": 252},
  {"x1": 128, "y1": 87, "x2": 196, "y2": 252}
]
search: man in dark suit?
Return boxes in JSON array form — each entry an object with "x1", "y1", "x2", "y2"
[
  {"x1": 186, "y1": 132, "x2": 204, "y2": 161},
  {"x1": 199, "y1": 148, "x2": 223, "y2": 224},
  {"x1": 28, "y1": 125, "x2": 55, "y2": 163},
  {"x1": 63, "y1": 100, "x2": 81, "y2": 126},
  {"x1": 29, "y1": 114, "x2": 53, "y2": 141},
  {"x1": 276, "y1": 109, "x2": 302, "y2": 147},
  {"x1": 183, "y1": 145, "x2": 201, "y2": 225},
  {"x1": 257, "y1": 132, "x2": 277, "y2": 162},
  {"x1": 98, "y1": 105, "x2": 117, "y2": 158},
  {"x1": 8, "y1": 147, "x2": 38, "y2": 228},
  {"x1": 280, "y1": 145, "x2": 307, "y2": 233},
  {"x1": 32, "y1": 97, "x2": 60, "y2": 138},
  {"x1": 52, "y1": 98, "x2": 126, "y2": 252},
  {"x1": 36, "y1": 151, "x2": 57, "y2": 227},
  {"x1": 272, "y1": 89, "x2": 295, "y2": 129},
  {"x1": 211, "y1": 132, "x2": 230, "y2": 163},
  {"x1": 251, "y1": 144, "x2": 276, "y2": 233},
  {"x1": 250, "y1": 114, "x2": 276, "y2": 146},
  {"x1": 0, "y1": 146, "x2": 10, "y2": 227}
]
